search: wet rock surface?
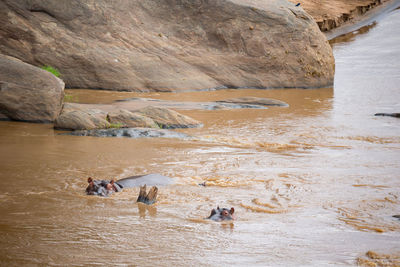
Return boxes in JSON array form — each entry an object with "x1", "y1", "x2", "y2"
[
  {"x1": 0, "y1": 113, "x2": 9, "y2": 121},
  {"x1": 65, "y1": 127, "x2": 192, "y2": 139},
  {"x1": 0, "y1": 55, "x2": 64, "y2": 122}
]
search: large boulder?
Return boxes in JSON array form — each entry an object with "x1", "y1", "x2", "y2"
[
  {"x1": 0, "y1": 55, "x2": 64, "y2": 122},
  {"x1": 135, "y1": 106, "x2": 203, "y2": 129},
  {"x1": 54, "y1": 103, "x2": 110, "y2": 130},
  {"x1": 0, "y1": 0, "x2": 334, "y2": 91},
  {"x1": 107, "y1": 109, "x2": 159, "y2": 128},
  {"x1": 54, "y1": 103, "x2": 202, "y2": 130}
]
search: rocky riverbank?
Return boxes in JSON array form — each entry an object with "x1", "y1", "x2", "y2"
[
  {"x1": 289, "y1": 0, "x2": 392, "y2": 32},
  {"x1": 0, "y1": 0, "x2": 394, "y2": 128},
  {"x1": 54, "y1": 96, "x2": 287, "y2": 131}
]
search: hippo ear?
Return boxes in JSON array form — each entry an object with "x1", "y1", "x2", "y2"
[
  {"x1": 230, "y1": 207, "x2": 235, "y2": 215},
  {"x1": 209, "y1": 209, "x2": 216, "y2": 217}
]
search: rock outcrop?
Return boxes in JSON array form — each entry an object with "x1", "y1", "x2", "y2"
[
  {"x1": 54, "y1": 103, "x2": 203, "y2": 130},
  {"x1": 107, "y1": 109, "x2": 159, "y2": 129},
  {"x1": 54, "y1": 103, "x2": 110, "y2": 130},
  {"x1": 0, "y1": 55, "x2": 64, "y2": 122},
  {"x1": 55, "y1": 96, "x2": 290, "y2": 131},
  {"x1": 0, "y1": 0, "x2": 334, "y2": 91},
  {"x1": 136, "y1": 106, "x2": 202, "y2": 129}
]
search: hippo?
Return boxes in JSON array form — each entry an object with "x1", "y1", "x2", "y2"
[
  {"x1": 207, "y1": 206, "x2": 235, "y2": 221},
  {"x1": 85, "y1": 177, "x2": 115, "y2": 196},
  {"x1": 85, "y1": 173, "x2": 173, "y2": 199}
]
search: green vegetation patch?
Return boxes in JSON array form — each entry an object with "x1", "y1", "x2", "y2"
[
  {"x1": 64, "y1": 94, "x2": 75, "y2": 102},
  {"x1": 41, "y1": 65, "x2": 61, "y2": 77},
  {"x1": 106, "y1": 122, "x2": 124, "y2": 129}
]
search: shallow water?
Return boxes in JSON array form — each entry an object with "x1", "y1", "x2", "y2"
[{"x1": 1, "y1": 7, "x2": 400, "y2": 267}]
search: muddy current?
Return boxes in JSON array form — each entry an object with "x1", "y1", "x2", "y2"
[{"x1": 1, "y1": 7, "x2": 400, "y2": 267}]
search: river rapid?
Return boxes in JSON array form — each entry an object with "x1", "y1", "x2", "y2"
[{"x1": 1, "y1": 6, "x2": 400, "y2": 267}]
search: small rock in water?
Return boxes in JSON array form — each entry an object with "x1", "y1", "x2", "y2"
[
  {"x1": 374, "y1": 113, "x2": 400, "y2": 118},
  {"x1": 217, "y1": 96, "x2": 288, "y2": 107}
]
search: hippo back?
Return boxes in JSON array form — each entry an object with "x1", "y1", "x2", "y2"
[{"x1": 116, "y1": 173, "x2": 173, "y2": 188}]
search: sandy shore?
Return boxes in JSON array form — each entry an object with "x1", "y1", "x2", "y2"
[{"x1": 288, "y1": 0, "x2": 393, "y2": 32}]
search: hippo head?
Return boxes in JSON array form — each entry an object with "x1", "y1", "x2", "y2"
[
  {"x1": 207, "y1": 206, "x2": 235, "y2": 221},
  {"x1": 85, "y1": 177, "x2": 108, "y2": 196},
  {"x1": 85, "y1": 177, "x2": 98, "y2": 195}
]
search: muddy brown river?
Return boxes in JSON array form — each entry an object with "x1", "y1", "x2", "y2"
[{"x1": 1, "y1": 6, "x2": 400, "y2": 267}]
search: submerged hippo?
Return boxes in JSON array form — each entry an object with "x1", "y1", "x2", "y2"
[
  {"x1": 207, "y1": 206, "x2": 235, "y2": 221},
  {"x1": 85, "y1": 173, "x2": 173, "y2": 198},
  {"x1": 85, "y1": 177, "x2": 119, "y2": 196}
]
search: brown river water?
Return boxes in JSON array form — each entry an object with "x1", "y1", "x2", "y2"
[{"x1": 1, "y1": 7, "x2": 400, "y2": 267}]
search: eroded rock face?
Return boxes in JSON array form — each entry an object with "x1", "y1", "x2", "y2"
[
  {"x1": 0, "y1": 0, "x2": 335, "y2": 91},
  {"x1": 0, "y1": 55, "x2": 64, "y2": 122}
]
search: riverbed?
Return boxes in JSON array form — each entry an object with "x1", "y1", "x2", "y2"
[{"x1": 1, "y1": 6, "x2": 400, "y2": 266}]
